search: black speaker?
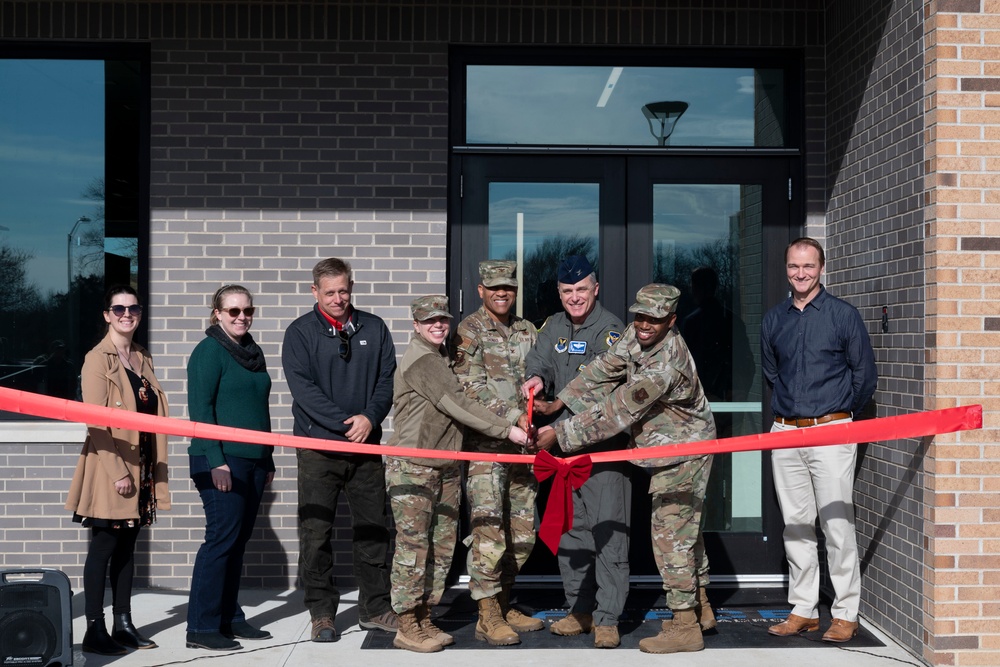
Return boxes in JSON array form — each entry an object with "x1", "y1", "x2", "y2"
[{"x1": 0, "y1": 570, "x2": 72, "y2": 667}]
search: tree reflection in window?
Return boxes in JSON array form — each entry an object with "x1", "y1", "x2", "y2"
[{"x1": 0, "y1": 50, "x2": 147, "y2": 409}]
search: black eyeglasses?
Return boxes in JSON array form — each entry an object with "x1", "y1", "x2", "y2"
[
  {"x1": 222, "y1": 307, "x2": 255, "y2": 318},
  {"x1": 338, "y1": 329, "x2": 351, "y2": 361},
  {"x1": 107, "y1": 304, "x2": 143, "y2": 317}
]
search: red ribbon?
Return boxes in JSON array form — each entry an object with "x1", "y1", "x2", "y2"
[
  {"x1": 532, "y1": 450, "x2": 593, "y2": 554},
  {"x1": 0, "y1": 387, "x2": 983, "y2": 553},
  {"x1": 0, "y1": 387, "x2": 981, "y2": 465}
]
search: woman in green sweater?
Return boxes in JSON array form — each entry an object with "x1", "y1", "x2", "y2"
[{"x1": 185, "y1": 285, "x2": 274, "y2": 651}]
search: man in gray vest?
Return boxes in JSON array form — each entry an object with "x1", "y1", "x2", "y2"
[{"x1": 522, "y1": 255, "x2": 630, "y2": 649}]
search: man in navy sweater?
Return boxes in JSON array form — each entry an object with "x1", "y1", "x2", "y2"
[
  {"x1": 282, "y1": 257, "x2": 398, "y2": 642},
  {"x1": 761, "y1": 237, "x2": 877, "y2": 644}
]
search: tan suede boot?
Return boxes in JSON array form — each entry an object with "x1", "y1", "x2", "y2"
[
  {"x1": 415, "y1": 604, "x2": 454, "y2": 646},
  {"x1": 639, "y1": 609, "x2": 704, "y2": 654},
  {"x1": 475, "y1": 596, "x2": 520, "y2": 646},
  {"x1": 498, "y1": 588, "x2": 544, "y2": 632},
  {"x1": 696, "y1": 586, "x2": 716, "y2": 631},
  {"x1": 594, "y1": 624, "x2": 620, "y2": 648},
  {"x1": 392, "y1": 610, "x2": 443, "y2": 653},
  {"x1": 550, "y1": 612, "x2": 594, "y2": 636}
]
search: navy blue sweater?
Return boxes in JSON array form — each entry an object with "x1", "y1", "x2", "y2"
[{"x1": 282, "y1": 304, "x2": 396, "y2": 444}]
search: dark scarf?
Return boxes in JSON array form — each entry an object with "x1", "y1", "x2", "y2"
[{"x1": 205, "y1": 324, "x2": 267, "y2": 372}]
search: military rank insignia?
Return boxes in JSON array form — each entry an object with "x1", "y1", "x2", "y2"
[
  {"x1": 555, "y1": 337, "x2": 568, "y2": 353},
  {"x1": 606, "y1": 331, "x2": 621, "y2": 347}
]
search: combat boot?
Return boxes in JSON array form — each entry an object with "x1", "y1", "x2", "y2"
[
  {"x1": 475, "y1": 596, "x2": 520, "y2": 646},
  {"x1": 392, "y1": 609, "x2": 442, "y2": 653},
  {"x1": 550, "y1": 612, "x2": 593, "y2": 636},
  {"x1": 696, "y1": 586, "x2": 716, "y2": 631},
  {"x1": 498, "y1": 588, "x2": 544, "y2": 632},
  {"x1": 415, "y1": 604, "x2": 454, "y2": 646},
  {"x1": 639, "y1": 609, "x2": 704, "y2": 654}
]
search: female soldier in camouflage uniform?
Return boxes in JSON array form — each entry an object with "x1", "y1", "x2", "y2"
[{"x1": 386, "y1": 295, "x2": 528, "y2": 653}]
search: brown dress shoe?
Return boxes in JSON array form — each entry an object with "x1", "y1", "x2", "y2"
[
  {"x1": 822, "y1": 618, "x2": 859, "y2": 643},
  {"x1": 767, "y1": 613, "x2": 820, "y2": 636}
]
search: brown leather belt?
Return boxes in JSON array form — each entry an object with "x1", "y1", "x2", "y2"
[{"x1": 774, "y1": 412, "x2": 851, "y2": 427}]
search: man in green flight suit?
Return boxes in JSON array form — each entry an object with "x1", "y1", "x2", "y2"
[{"x1": 522, "y1": 255, "x2": 630, "y2": 649}]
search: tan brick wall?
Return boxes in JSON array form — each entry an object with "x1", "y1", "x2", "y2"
[{"x1": 925, "y1": 1, "x2": 1000, "y2": 664}]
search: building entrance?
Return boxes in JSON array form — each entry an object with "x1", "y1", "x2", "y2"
[{"x1": 451, "y1": 153, "x2": 796, "y2": 581}]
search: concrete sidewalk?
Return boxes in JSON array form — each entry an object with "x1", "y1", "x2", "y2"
[{"x1": 69, "y1": 588, "x2": 924, "y2": 667}]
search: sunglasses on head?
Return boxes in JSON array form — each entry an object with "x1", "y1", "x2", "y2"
[
  {"x1": 222, "y1": 307, "x2": 255, "y2": 318},
  {"x1": 107, "y1": 304, "x2": 143, "y2": 317},
  {"x1": 338, "y1": 329, "x2": 351, "y2": 361}
]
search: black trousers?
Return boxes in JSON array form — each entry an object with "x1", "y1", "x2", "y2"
[
  {"x1": 296, "y1": 448, "x2": 392, "y2": 621},
  {"x1": 83, "y1": 525, "x2": 140, "y2": 620}
]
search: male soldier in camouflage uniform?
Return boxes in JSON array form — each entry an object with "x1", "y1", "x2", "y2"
[
  {"x1": 521, "y1": 255, "x2": 631, "y2": 649},
  {"x1": 535, "y1": 283, "x2": 717, "y2": 654},
  {"x1": 452, "y1": 260, "x2": 540, "y2": 646}
]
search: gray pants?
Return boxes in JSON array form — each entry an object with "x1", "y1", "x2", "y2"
[{"x1": 557, "y1": 461, "x2": 632, "y2": 627}]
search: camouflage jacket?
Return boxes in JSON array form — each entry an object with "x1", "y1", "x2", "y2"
[
  {"x1": 452, "y1": 306, "x2": 537, "y2": 453},
  {"x1": 554, "y1": 324, "x2": 717, "y2": 468},
  {"x1": 388, "y1": 333, "x2": 513, "y2": 468}
]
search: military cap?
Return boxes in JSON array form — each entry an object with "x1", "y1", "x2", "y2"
[
  {"x1": 557, "y1": 255, "x2": 595, "y2": 285},
  {"x1": 411, "y1": 294, "x2": 453, "y2": 321},
  {"x1": 479, "y1": 259, "x2": 518, "y2": 288},
  {"x1": 628, "y1": 283, "x2": 681, "y2": 318}
]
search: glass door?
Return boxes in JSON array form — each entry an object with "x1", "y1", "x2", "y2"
[
  {"x1": 451, "y1": 156, "x2": 627, "y2": 321},
  {"x1": 627, "y1": 156, "x2": 791, "y2": 578},
  {"x1": 453, "y1": 153, "x2": 793, "y2": 579}
]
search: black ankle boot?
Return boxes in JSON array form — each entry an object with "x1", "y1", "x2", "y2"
[
  {"x1": 82, "y1": 617, "x2": 127, "y2": 655},
  {"x1": 112, "y1": 612, "x2": 158, "y2": 649}
]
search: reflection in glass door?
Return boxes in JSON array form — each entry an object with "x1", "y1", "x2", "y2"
[
  {"x1": 650, "y1": 184, "x2": 763, "y2": 534},
  {"x1": 488, "y1": 182, "x2": 600, "y2": 327}
]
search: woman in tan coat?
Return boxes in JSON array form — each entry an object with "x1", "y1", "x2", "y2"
[{"x1": 65, "y1": 285, "x2": 170, "y2": 655}]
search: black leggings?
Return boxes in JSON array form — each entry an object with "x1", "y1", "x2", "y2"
[{"x1": 83, "y1": 525, "x2": 140, "y2": 620}]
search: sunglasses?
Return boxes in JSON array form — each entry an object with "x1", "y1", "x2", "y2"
[
  {"x1": 338, "y1": 329, "x2": 351, "y2": 361},
  {"x1": 107, "y1": 304, "x2": 143, "y2": 317},
  {"x1": 222, "y1": 307, "x2": 256, "y2": 318}
]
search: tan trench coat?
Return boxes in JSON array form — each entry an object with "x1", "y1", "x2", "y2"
[{"x1": 65, "y1": 333, "x2": 171, "y2": 520}]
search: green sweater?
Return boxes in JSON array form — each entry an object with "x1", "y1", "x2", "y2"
[{"x1": 186, "y1": 336, "x2": 274, "y2": 470}]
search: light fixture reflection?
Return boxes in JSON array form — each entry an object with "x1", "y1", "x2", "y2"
[{"x1": 642, "y1": 101, "x2": 689, "y2": 146}]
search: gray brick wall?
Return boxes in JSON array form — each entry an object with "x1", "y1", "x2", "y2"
[
  {"x1": 1, "y1": 1, "x2": 831, "y2": 594},
  {"x1": 825, "y1": 0, "x2": 926, "y2": 654}
]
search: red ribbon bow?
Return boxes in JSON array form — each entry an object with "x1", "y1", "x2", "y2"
[{"x1": 532, "y1": 450, "x2": 593, "y2": 554}]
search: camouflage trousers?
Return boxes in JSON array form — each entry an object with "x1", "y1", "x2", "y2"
[
  {"x1": 648, "y1": 454, "x2": 713, "y2": 610},
  {"x1": 386, "y1": 458, "x2": 462, "y2": 614},
  {"x1": 464, "y1": 460, "x2": 538, "y2": 600},
  {"x1": 694, "y1": 529, "x2": 710, "y2": 588}
]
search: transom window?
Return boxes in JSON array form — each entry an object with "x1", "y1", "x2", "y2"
[{"x1": 466, "y1": 64, "x2": 786, "y2": 147}]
